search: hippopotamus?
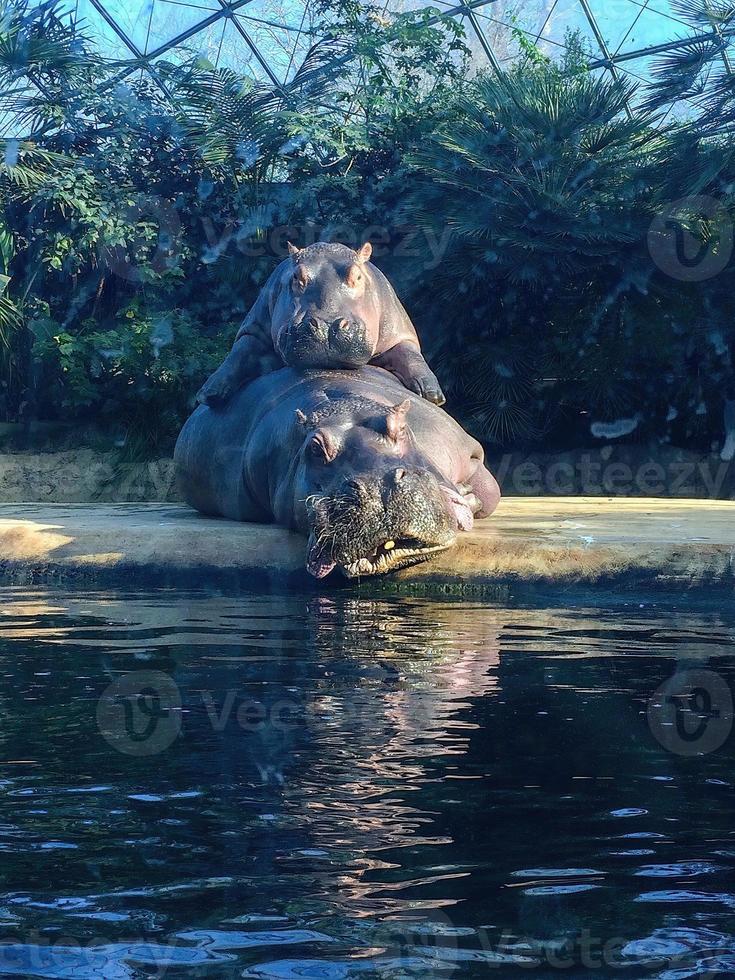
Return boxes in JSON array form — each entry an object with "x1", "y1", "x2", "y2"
[
  {"x1": 196, "y1": 241, "x2": 445, "y2": 409},
  {"x1": 176, "y1": 366, "x2": 499, "y2": 578}
]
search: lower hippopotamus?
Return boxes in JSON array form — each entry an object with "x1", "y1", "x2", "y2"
[
  {"x1": 176, "y1": 366, "x2": 499, "y2": 578},
  {"x1": 196, "y1": 241, "x2": 445, "y2": 409}
]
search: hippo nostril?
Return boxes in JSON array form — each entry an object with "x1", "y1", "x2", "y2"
[
  {"x1": 337, "y1": 318, "x2": 351, "y2": 331},
  {"x1": 307, "y1": 316, "x2": 320, "y2": 331}
]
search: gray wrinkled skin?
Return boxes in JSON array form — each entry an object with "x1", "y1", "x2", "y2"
[
  {"x1": 196, "y1": 242, "x2": 445, "y2": 409},
  {"x1": 176, "y1": 366, "x2": 500, "y2": 579}
]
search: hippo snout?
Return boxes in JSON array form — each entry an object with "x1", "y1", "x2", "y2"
[
  {"x1": 276, "y1": 313, "x2": 373, "y2": 369},
  {"x1": 327, "y1": 316, "x2": 373, "y2": 365},
  {"x1": 305, "y1": 467, "x2": 458, "y2": 579},
  {"x1": 306, "y1": 315, "x2": 328, "y2": 340}
]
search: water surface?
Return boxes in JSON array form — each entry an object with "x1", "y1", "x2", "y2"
[{"x1": 0, "y1": 584, "x2": 733, "y2": 978}]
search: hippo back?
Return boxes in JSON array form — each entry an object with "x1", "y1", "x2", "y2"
[{"x1": 175, "y1": 366, "x2": 488, "y2": 524}]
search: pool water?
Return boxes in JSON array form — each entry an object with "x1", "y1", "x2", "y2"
[{"x1": 0, "y1": 584, "x2": 734, "y2": 978}]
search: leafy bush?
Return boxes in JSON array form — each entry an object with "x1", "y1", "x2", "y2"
[
  {"x1": 30, "y1": 305, "x2": 223, "y2": 450},
  {"x1": 0, "y1": 0, "x2": 466, "y2": 447},
  {"x1": 1, "y1": 0, "x2": 734, "y2": 458},
  {"x1": 404, "y1": 40, "x2": 735, "y2": 448}
]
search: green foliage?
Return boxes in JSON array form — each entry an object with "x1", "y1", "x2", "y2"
[
  {"x1": 0, "y1": 0, "x2": 734, "y2": 457},
  {"x1": 0, "y1": 0, "x2": 470, "y2": 445},
  {"x1": 404, "y1": 48, "x2": 735, "y2": 446},
  {"x1": 643, "y1": 1, "x2": 735, "y2": 128},
  {"x1": 281, "y1": 0, "x2": 469, "y2": 234},
  {"x1": 31, "y1": 306, "x2": 223, "y2": 450}
]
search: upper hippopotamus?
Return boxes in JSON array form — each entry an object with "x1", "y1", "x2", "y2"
[
  {"x1": 196, "y1": 241, "x2": 445, "y2": 408},
  {"x1": 176, "y1": 366, "x2": 499, "y2": 579}
]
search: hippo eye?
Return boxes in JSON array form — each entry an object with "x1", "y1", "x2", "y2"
[
  {"x1": 309, "y1": 436, "x2": 329, "y2": 463},
  {"x1": 345, "y1": 265, "x2": 362, "y2": 288},
  {"x1": 309, "y1": 434, "x2": 334, "y2": 462},
  {"x1": 292, "y1": 270, "x2": 307, "y2": 292}
]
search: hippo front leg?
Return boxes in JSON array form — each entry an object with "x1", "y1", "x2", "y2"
[
  {"x1": 371, "y1": 341, "x2": 446, "y2": 406},
  {"x1": 197, "y1": 335, "x2": 279, "y2": 408}
]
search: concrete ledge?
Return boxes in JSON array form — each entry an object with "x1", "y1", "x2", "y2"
[{"x1": 0, "y1": 498, "x2": 734, "y2": 590}]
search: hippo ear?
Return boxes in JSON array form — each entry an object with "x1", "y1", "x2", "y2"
[
  {"x1": 295, "y1": 409, "x2": 309, "y2": 426},
  {"x1": 287, "y1": 242, "x2": 301, "y2": 261},
  {"x1": 354, "y1": 241, "x2": 372, "y2": 264},
  {"x1": 385, "y1": 399, "x2": 411, "y2": 442}
]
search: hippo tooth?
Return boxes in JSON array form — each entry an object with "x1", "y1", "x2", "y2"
[{"x1": 384, "y1": 540, "x2": 395, "y2": 550}]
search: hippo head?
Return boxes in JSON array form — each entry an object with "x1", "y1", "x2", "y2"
[
  {"x1": 272, "y1": 242, "x2": 379, "y2": 369},
  {"x1": 292, "y1": 398, "x2": 475, "y2": 578}
]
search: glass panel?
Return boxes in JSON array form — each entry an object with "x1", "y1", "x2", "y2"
[
  {"x1": 586, "y1": 0, "x2": 690, "y2": 55},
  {"x1": 234, "y1": 11, "x2": 303, "y2": 82},
  {"x1": 387, "y1": 0, "x2": 456, "y2": 12},
  {"x1": 612, "y1": 53, "x2": 655, "y2": 92},
  {"x1": 282, "y1": 28, "x2": 317, "y2": 85},
  {"x1": 621, "y1": 0, "x2": 698, "y2": 48},
  {"x1": 471, "y1": 0, "x2": 605, "y2": 66},
  {"x1": 613, "y1": 5, "x2": 698, "y2": 57},
  {"x1": 34, "y1": 0, "x2": 728, "y2": 111},
  {"x1": 155, "y1": 15, "x2": 227, "y2": 65},
  {"x1": 214, "y1": 20, "x2": 271, "y2": 81},
  {"x1": 450, "y1": 11, "x2": 500, "y2": 70},
  {"x1": 74, "y1": 0, "x2": 141, "y2": 59},
  {"x1": 145, "y1": 0, "x2": 222, "y2": 57},
  {"x1": 238, "y1": 0, "x2": 310, "y2": 35},
  {"x1": 93, "y1": 0, "x2": 156, "y2": 54}
]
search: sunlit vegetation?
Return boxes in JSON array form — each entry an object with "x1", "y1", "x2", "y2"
[{"x1": 1, "y1": 0, "x2": 733, "y2": 453}]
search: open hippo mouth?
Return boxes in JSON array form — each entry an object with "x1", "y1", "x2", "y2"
[
  {"x1": 306, "y1": 532, "x2": 453, "y2": 579},
  {"x1": 340, "y1": 536, "x2": 452, "y2": 578},
  {"x1": 304, "y1": 477, "x2": 461, "y2": 579}
]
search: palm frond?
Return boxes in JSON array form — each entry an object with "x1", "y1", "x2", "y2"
[
  {"x1": 0, "y1": 0, "x2": 95, "y2": 83},
  {"x1": 671, "y1": 0, "x2": 735, "y2": 30},
  {"x1": 0, "y1": 139, "x2": 69, "y2": 190},
  {"x1": 0, "y1": 272, "x2": 20, "y2": 350}
]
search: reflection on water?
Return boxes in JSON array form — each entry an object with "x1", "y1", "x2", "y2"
[{"x1": 0, "y1": 585, "x2": 734, "y2": 978}]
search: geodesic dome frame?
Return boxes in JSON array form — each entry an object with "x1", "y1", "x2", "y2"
[{"x1": 61, "y1": 0, "x2": 735, "y2": 108}]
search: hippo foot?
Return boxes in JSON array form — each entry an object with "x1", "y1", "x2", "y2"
[
  {"x1": 405, "y1": 372, "x2": 446, "y2": 406},
  {"x1": 197, "y1": 338, "x2": 279, "y2": 409},
  {"x1": 196, "y1": 382, "x2": 230, "y2": 409},
  {"x1": 196, "y1": 369, "x2": 240, "y2": 408}
]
